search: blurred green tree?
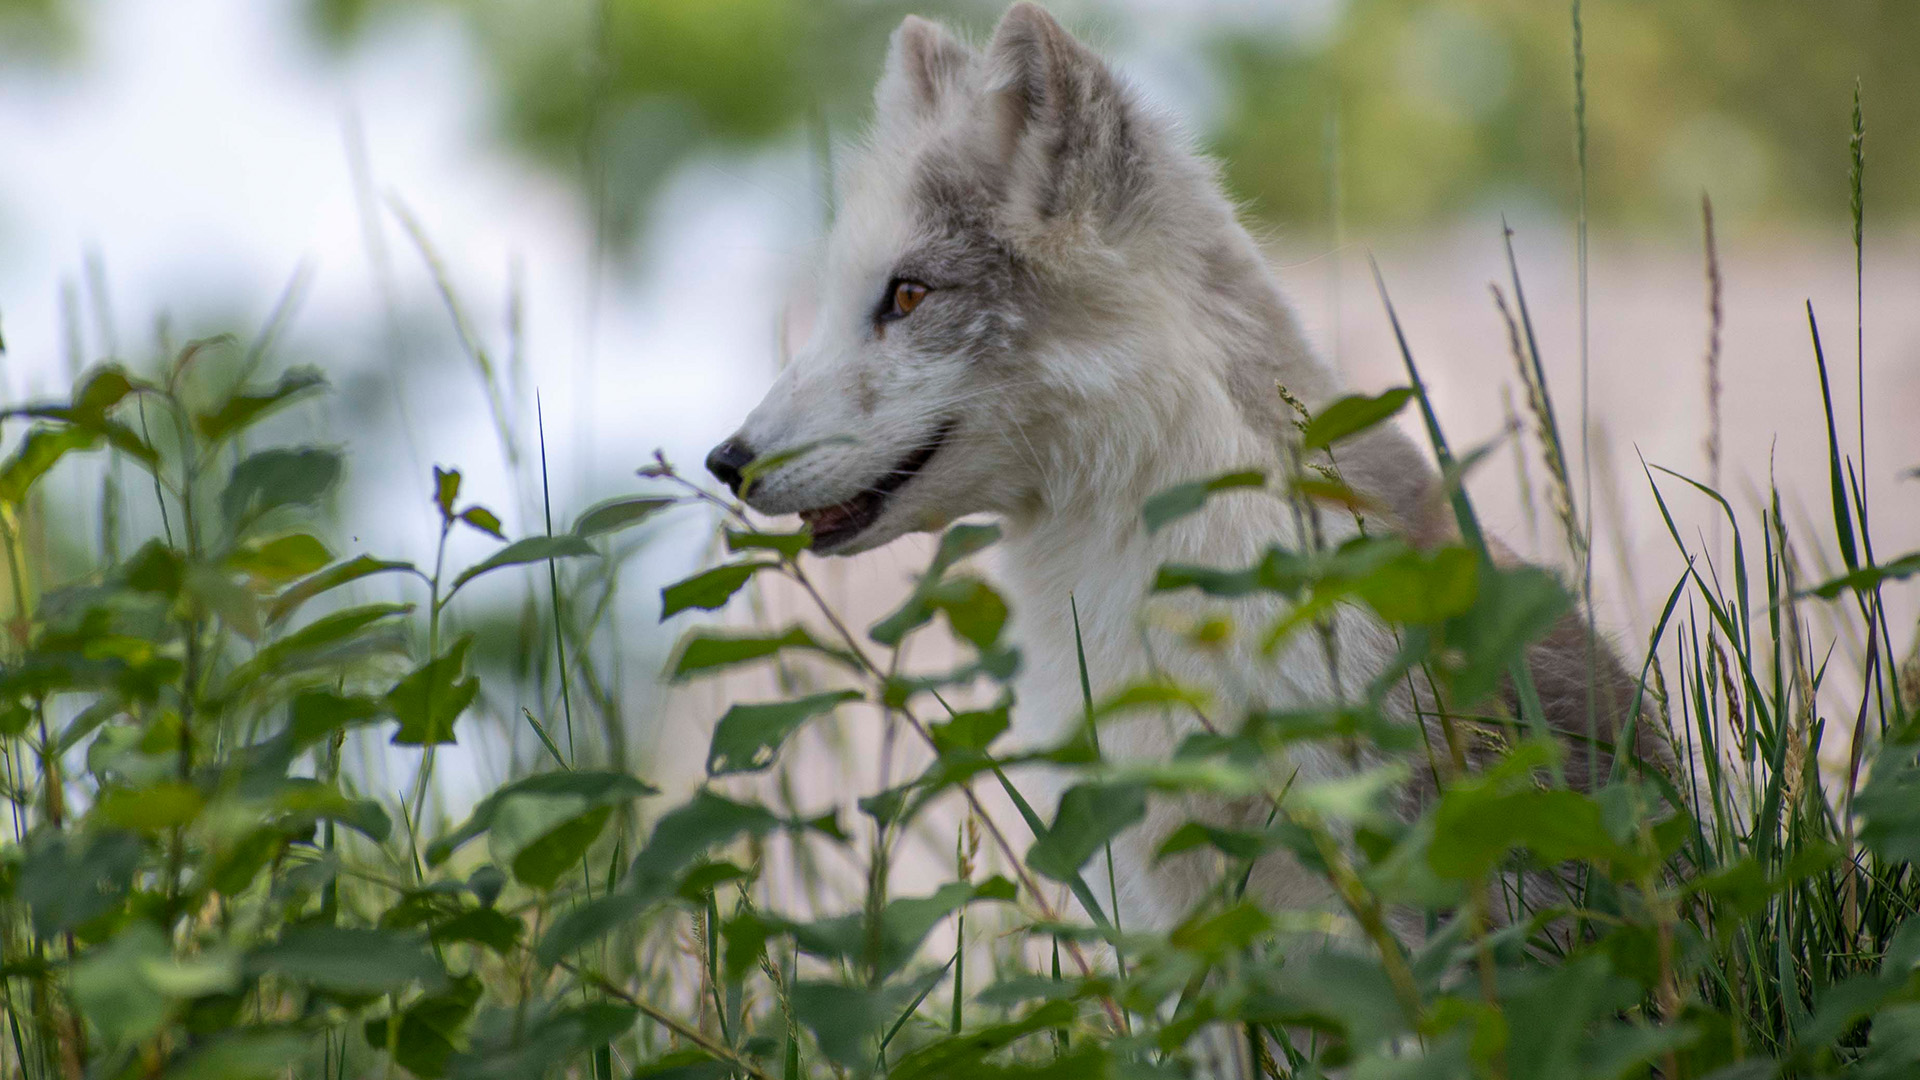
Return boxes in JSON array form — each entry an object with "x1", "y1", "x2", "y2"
[{"x1": 307, "y1": 0, "x2": 1919, "y2": 238}]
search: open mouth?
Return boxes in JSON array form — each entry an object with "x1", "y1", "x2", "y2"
[{"x1": 798, "y1": 421, "x2": 954, "y2": 553}]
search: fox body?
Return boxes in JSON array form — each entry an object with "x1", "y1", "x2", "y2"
[{"x1": 708, "y1": 3, "x2": 1646, "y2": 933}]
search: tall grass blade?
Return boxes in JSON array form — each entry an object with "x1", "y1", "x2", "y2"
[
  {"x1": 538, "y1": 395, "x2": 579, "y2": 764},
  {"x1": 1071, "y1": 594, "x2": 1125, "y2": 975},
  {"x1": 1806, "y1": 304, "x2": 1858, "y2": 572}
]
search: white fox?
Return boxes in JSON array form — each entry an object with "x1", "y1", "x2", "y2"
[{"x1": 707, "y1": 3, "x2": 1652, "y2": 935}]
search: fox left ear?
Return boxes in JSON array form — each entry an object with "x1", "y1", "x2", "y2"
[
  {"x1": 983, "y1": 3, "x2": 1135, "y2": 223},
  {"x1": 878, "y1": 16, "x2": 975, "y2": 121}
]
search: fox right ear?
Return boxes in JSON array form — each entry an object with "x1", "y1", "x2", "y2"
[
  {"x1": 877, "y1": 16, "x2": 974, "y2": 120},
  {"x1": 982, "y1": 3, "x2": 1135, "y2": 225}
]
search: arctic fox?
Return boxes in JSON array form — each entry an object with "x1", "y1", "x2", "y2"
[{"x1": 706, "y1": 3, "x2": 1654, "y2": 933}]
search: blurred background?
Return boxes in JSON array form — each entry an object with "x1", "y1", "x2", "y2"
[{"x1": 2, "y1": 0, "x2": 1916, "y2": 803}]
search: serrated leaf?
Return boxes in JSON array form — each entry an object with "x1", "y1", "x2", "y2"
[
  {"x1": 707, "y1": 690, "x2": 860, "y2": 775},
  {"x1": 1141, "y1": 470, "x2": 1266, "y2": 534},
  {"x1": 195, "y1": 368, "x2": 325, "y2": 442},
  {"x1": 573, "y1": 495, "x2": 674, "y2": 538},
  {"x1": 660, "y1": 559, "x2": 778, "y2": 619},
  {"x1": 387, "y1": 636, "x2": 479, "y2": 746},
  {"x1": 449, "y1": 534, "x2": 597, "y2": 593},
  {"x1": 1301, "y1": 387, "x2": 1414, "y2": 450}
]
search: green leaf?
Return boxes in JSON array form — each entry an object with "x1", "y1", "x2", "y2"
[
  {"x1": 629, "y1": 790, "x2": 781, "y2": 898},
  {"x1": 267, "y1": 554, "x2": 415, "y2": 624},
  {"x1": 227, "y1": 533, "x2": 332, "y2": 584},
  {"x1": 446, "y1": 1003, "x2": 637, "y2": 1080},
  {"x1": 707, "y1": 690, "x2": 860, "y2": 775},
  {"x1": 929, "y1": 702, "x2": 1011, "y2": 756},
  {"x1": 783, "y1": 879, "x2": 1017, "y2": 982},
  {"x1": 737, "y1": 435, "x2": 856, "y2": 497},
  {"x1": 1439, "y1": 563, "x2": 1572, "y2": 705},
  {"x1": 1806, "y1": 551, "x2": 1920, "y2": 600},
  {"x1": 660, "y1": 559, "x2": 778, "y2": 619},
  {"x1": 1428, "y1": 785, "x2": 1625, "y2": 880},
  {"x1": 250, "y1": 926, "x2": 442, "y2": 995},
  {"x1": 365, "y1": 975, "x2": 482, "y2": 1078},
  {"x1": 1301, "y1": 387, "x2": 1414, "y2": 451},
  {"x1": 434, "y1": 466, "x2": 461, "y2": 520},
  {"x1": 1857, "y1": 741, "x2": 1920, "y2": 863},
  {"x1": 0, "y1": 424, "x2": 98, "y2": 504},
  {"x1": 458, "y1": 505, "x2": 504, "y2": 539},
  {"x1": 726, "y1": 527, "x2": 809, "y2": 558},
  {"x1": 387, "y1": 636, "x2": 480, "y2": 746},
  {"x1": 869, "y1": 524, "x2": 1008, "y2": 648},
  {"x1": 430, "y1": 908, "x2": 523, "y2": 955},
  {"x1": 73, "y1": 365, "x2": 133, "y2": 414},
  {"x1": 426, "y1": 770, "x2": 657, "y2": 866},
  {"x1": 1351, "y1": 544, "x2": 1480, "y2": 625},
  {"x1": 16, "y1": 830, "x2": 143, "y2": 939},
  {"x1": 195, "y1": 368, "x2": 326, "y2": 442},
  {"x1": 449, "y1": 534, "x2": 598, "y2": 593},
  {"x1": 1027, "y1": 782, "x2": 1147, "y2": 882},
  {"x1": 533, "y1": 892, "x2": 646, "y2": 965},
  {"x1": 70, "y1": 923, "x2": 173, "y2": 1049},
  {"x1": 889, "y1": 1002, "x2": 1079, "y2": 1080},
  {"x1": 273, "y1": 780, "x2": 393, "y2": 842},
  {"x1": 221, "y1": 447, "x2": 342, "y2": 526},
  {"x1": 1168, "y1": 900, "x2": 1273, "y2": 957},
  {"x1": 789, "y1": 981, "x2": 908, "y2": 1069},
  {"x1": 229, "y1": 602, "x2": 413, "y2": 689},
  {"x1": 96, "y1": 781, "x2": 204, "y2": 831},
  {"x1": 163, "y1": 1030, "x2": 310, "y2": 1080},
  {"x1": 503, "y1": 803, "x2": 615, "y2": 889},
  {"x1": 573, "y1": 495, "x2": 674, "y2": 538},
  {"x1": 667, "y1": 625, "x2": 856, "y2": 680},
  {"x1": 1141, "y1": 470, "x2": 1265, "y2": 534}
]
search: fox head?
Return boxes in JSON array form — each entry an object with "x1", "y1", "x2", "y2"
[{"x1": 708, "y1": 3, "x2": 1287, "y2": 554}]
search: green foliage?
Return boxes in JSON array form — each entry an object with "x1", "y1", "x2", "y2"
[{"x1": 5, "y1": 34, "x2": 1920, "y2": 1079}]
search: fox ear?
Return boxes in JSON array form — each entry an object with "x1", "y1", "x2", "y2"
[
  {"x1": 983, "y1": 3, "x2": 1134, "y2": 220},
  {"x1": 877, "y1": 16, "x2": 974, "y2": 120}
]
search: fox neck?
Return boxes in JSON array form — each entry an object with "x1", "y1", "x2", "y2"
[{"x1": 994, "y1": 235, "x2": 1330, "y2": 736}]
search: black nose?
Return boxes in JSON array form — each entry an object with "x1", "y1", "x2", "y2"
[{"x1": 705, "y1": 437, "x2": 755, "y2": 494}]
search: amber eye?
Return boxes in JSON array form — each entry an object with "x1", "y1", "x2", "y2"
[{"x1": 879, "y1": 278, "x2": 930, "y2": 323}]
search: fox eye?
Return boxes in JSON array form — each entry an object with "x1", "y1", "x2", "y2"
[{"x1": 878, "y1": 278, "x2": 930, "y2": 324}]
